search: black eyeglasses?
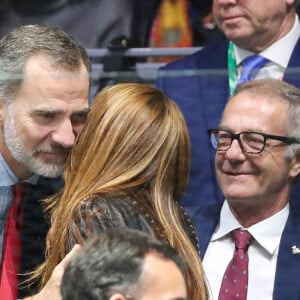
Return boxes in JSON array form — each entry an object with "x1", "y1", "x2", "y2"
[{"x1": 208, "y1": 129, "x2": 300, "y2": 154}]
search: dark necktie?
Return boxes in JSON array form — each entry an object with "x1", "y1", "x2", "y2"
[
  {"x1": 237, "y1": 55, "x2": 269, "y2": 85},
  {"x1": 0, "y1": 183, "x2": 27, "y2": 299},
  {"x1": 219, "y1": 229, "x2": 253, "y2": 300}
]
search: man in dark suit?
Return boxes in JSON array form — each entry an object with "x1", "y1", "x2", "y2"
[
  {"x1": 197, "y1": 79, "x2": 300, "y2": 300},
  {"x1": 0, "y1": 24, "x2": 90, "y2": 300},
  {"x1": 157, "y1": 0, "x2": 300, "y2": 217}
]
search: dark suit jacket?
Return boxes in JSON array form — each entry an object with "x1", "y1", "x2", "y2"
[
  {"x1": 195, "y1": 194, "x2": 300, "y2": 300},
  {"x1": 156, "y1": 38, "x2": 300, "y2": 218}
]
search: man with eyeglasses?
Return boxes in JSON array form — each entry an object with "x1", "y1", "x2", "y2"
[
  {"x1": 196, "y1": 79, "x2": 300, "y2": 300},
  {"x1": 157, "y1": 0, "x2": 300, "y2": 221}
]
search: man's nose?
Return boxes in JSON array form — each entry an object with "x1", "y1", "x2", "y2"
[
  {"x1": 51, "y1": 120, "x2": 75, "y2": 148},
  {"x1": 224, "y1": 139, "x2": 245, "y2": 160}
]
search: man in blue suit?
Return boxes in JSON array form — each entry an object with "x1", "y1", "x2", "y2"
[
  {"x1": 157, "y1": 0, "x2": 300, "y2": 218},
  {"x1": 197, "y1": 79, "x2": 300, "y2": 300}
]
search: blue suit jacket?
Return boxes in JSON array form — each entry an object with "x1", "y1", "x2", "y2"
[
  {"x1": 157, "y1": 38, "x2": 300, "y2": 218},
  {"x1": 195, "y1": 194, "x2": 300, "y2": 300}
]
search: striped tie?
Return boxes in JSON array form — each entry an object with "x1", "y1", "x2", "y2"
[{"x1": 237, "y1": 55, "x2": 269, "y2": 85}]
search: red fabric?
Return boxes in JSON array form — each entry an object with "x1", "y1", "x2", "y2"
[
  {"x1": 219, "y1": 229, "x2": 253, "y2": 300},
  {"x1": 0, "y1": 184, "x2": 25, "y2": 300}
]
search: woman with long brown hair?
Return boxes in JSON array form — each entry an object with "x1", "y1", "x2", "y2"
[{"x1": 33, "y1": 83, "x2": 208, "y2": 300}]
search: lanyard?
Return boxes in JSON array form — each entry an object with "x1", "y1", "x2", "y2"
[{"x1": 227, "y1": 41, "x2": 237, "y2": 95}]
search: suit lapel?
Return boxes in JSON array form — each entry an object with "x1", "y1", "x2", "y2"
[
  {"x1": 283, "y1": 37, "x2": 300, "y2": 86},
  {"x1": 276, "y1": 42, "x2": 300, "y2": 299},
  {"x1": 273, "y1": 195, "x2": 300, "y2": 300},
  {"x1": 195, "y1": 201, "x2": 223, "y2": 258}
]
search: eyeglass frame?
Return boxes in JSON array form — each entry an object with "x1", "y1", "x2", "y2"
[{"x1": 208, "y1": 129, "x2": 300, "y2": 154}]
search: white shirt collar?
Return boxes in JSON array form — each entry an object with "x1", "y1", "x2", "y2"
[
  {"x1": 212, "y1": 200, "x2": 289, "y2": 255},
  {"x1": 234, "y1": 15, "x2": 300, "y2": 68}
]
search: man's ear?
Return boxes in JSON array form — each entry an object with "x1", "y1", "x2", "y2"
[
  {"x1": 0, "y1": 100, "x2": 11, "y2": 130},
  {"x1": 109, "y1": 293, "x2": 127, "y2": 300},
  {"x1": 0, "y1": 100, "x2": 6, "y2": 126},
  {"x1": 290, "y1": 152, "x2": 300, "y2": 178}
]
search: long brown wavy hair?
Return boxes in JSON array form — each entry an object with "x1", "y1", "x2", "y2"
[{"x1": 33, "y1": 83, "x2": 208, "y2": 300}]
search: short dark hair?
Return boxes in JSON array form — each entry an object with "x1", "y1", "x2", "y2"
[
  {"x1": 61, "y1": 228, "x2": 187, "y2": 300},
  {"x1": 0, "y1": 24, "x2": 91, "y2": 103}
]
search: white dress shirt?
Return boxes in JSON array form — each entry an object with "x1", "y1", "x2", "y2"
[
  {"x1": 234, "y1": 15, "x2": 300, "y2": 81},
  {"x1": 203, "y1": 201, "x2": 289, "y2": 300}
]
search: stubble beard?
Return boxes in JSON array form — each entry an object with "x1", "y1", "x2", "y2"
[{"x1": 3, "y1": 107, "x2": 66, "y2": 178}]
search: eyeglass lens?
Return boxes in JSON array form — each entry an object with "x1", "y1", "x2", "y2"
[{"x1": 211, "y1": 131, "x2": 265, "y2": 153}]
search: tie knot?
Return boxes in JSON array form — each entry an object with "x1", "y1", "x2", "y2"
[
  {"x1": 232, "y1": 229, "x2": 252, "y2": 251},
  {"x1": 237, "y1": 55, "x2": 269, "y2": 84}
]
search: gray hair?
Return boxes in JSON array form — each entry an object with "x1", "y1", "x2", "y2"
[
  {"x1": 232, "y1": 79, "x2": 300, "y2": 159},
  {"x1": 0, "y1": 24, "x2": 91, "y2": 103}
]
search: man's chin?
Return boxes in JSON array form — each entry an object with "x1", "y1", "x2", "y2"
[
  {"x1": 37, "y1": 151, "x2": 69, "y2": 163},
  {"x1": 223, "y1": 27, "x2": 254, "y2": 49},
  {"x1": 29, "y1": 161, "x2": 65, "y2": 178}
]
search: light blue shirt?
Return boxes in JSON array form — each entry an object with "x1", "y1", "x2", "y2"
[{"x1": 0, "y1": 154, "x2": 38, "y2": 262}]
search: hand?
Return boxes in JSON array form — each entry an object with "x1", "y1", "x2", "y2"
[{"x1": 24, "y1": 244, "x2": 81, "y2": 300}]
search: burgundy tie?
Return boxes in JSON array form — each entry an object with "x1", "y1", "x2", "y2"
[
  {"x1": 219, "y1": 229, "x2": 253, "y2": 300},
  {"x1": 0, "y1": 183, "x2": 26, "y2": 300}
]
